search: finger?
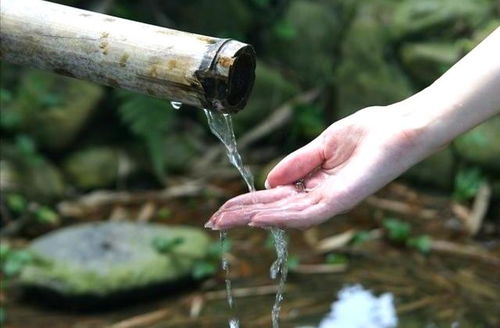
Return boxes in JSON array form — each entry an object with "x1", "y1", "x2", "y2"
[
  {"x1": 205, "y1": 186, "x2": 297, "y2": 228},
  {"x1": 265, "y1": 138, "x2": 324, "y2": 188},
  {"x1": 250, "y1": 203, "x2": 332, "y2": 229},
  {"x1": 219, "y1": 186, "x2": 296, "y2": 210},
  {"x1": 210, "y1": 194, "x2": 313, "y2": 230}
]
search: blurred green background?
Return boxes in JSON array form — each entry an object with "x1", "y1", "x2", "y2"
[{"x1": 1, "y1": 0, "x2": 499, "y2": 327}]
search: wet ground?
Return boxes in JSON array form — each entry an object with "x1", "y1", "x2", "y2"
[{"x1": 3, "y1": 181, "x2": 500, "y2": 328}]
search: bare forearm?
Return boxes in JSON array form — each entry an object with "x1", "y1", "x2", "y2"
[{"x1": 403, "y1": 27, "x2": 500, "y2": 153}]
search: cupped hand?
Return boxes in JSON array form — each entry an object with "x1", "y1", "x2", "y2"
[{"x1": 205, "y1": 104, "x2": 433, "y2": 230}]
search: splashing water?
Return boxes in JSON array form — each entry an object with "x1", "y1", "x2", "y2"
[
  {"x1": 270, "y1": 228, "x2": 288, "y2": 328},
  {"x1": 170, "y1": 101, "x2": 182, "y2": 110},
  {"x1": 203, "y1": 109, "x2": 289, "y2": 327}
]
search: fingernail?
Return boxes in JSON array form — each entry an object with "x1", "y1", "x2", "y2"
[
  {"x1": 204, "y1": 221, "x2": 213, "y2": 229},
  {"x1": 264, "y1": 180, "x2": 271, "y2": 189}
]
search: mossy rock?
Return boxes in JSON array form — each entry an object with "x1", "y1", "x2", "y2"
[
  {"x1": 9, "y1": 69, "x2": 103, "y2": 151},
  {"x1": 265, "y1": 0, "x2": 347, "y2": 86},
  {"x1": 454, "y1": 116, "x2": 500, "y2": 172},
  {"x1": 393, "y1": 0, "x2": 494, "y2": 39},
  {"x1": 403, "y1": 147, "x2": 455, "y2": 190},
  {"x1": 336, "y1": 0, "x2": 413, "y2": 118},
  {"x1": 232, "y1": 61, "x2": 299, "y2": 131},
  {"x1": 20, "y1": 222, "x2": 211, "y2": 297},
  {"x1": 400, "y1": 42, "x2": 463, "y2": 86},
  {"x1": 63, "y1": 147, "x2": 123, "y2": 189},
  {"x1": 0, "y1": 143, "x2": 66, "y2": 199}
]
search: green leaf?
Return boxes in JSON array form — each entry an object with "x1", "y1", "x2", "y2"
[
  {"x1": 350, "y1": 231, "x2": 372, "y2": 246},
  {"x1": 157, "y1": 207, "x2": 172, "y2": 220},
  {"x1": 287, "y1": 255, "x2": 300, "y2": 270},
  {"x1": 325, "y1": 253, "x2": 348, "y2": 265},
  {"x1": 383, "y1": 218, "x2": 411, "y2": 242},
  {"x1": 6, "y1": 193, "x2": 27, "y2": 213},
  {"x1": 0, "y1": 243, "x2": 11, "y2": 259},
  {"x1": 35, "y1": 206, "x2": 59, "y2": 225},
  {"x1": 407, "y1": 235, "x2": 432, "y2": 254},
  {"x1": 192, "y1": 260, "x2": 217, "y2": 279},
  {"x1": 0, "y1": 307, "x2": 5, "y2": 325},
  {"x1": 2, "y1": 249, "x2": 33, "y2": 277},
  {"x1": 273, "y1": 20, "x2": 297, "y2": 41},
  {"x1": 152, "y1": 236, "x2": 184, "y2": 254},
  {"x1": 453, "y1": 167, "x2": 484, "y2": 202}
]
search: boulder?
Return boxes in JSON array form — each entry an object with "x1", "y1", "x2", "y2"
[
  {"x1": 20, "y1": 222, "x2": 211, "y2": 297},
  {"x1": 62, "y1": 147, "x2": 127, "y2": 189},
  {"x1": 10, "y1": 69, "x2": 103, "y2": 151},
  {"x1": 400, "y1": 42, "x2": 462, "y2": 86},
  {"x1": 454, "y1": 116, "x2": 500, "y2": 172},
  {"x1": 403, "y1": 147, "x2": 455, "y2": 190},
  {"x1": 336, "y1": 0, "x2": 414, "y2": 118},
  {"x1": 0, "y1": 143, "x2": 66, "y2": 199},
  {"x1": 393, "y1": 0, "x2": 494, "y2": 40}
]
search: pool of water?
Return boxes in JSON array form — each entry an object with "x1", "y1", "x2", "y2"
[{"x1": 3, "y1": 183, "x2": 500, "y2": 328}]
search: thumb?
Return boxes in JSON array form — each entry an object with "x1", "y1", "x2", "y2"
[{"x1": 265, "y1": 138, "x2": 324, "y2": 188}]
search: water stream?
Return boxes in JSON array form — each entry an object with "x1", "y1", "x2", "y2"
[{"x1": 203, "y1": 109, "x2": 289, "y2": 328}]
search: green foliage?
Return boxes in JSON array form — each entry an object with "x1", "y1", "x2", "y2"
[
  {"x1": 251, "y1": 0, "x2": 271, "y2": 9},
  {"x1": 157, "y1": 207, "x2": 172, "y2": 220},
  {"x1": 192, "y1": 240, "x2": 233, "y2": 279},
  {"x1": 383, "y1": 218, "x2": 432, "y2": 254},
  {"x1": 453, "y1": 167, "x2": 484, "y2": 202},
  {"x1": 151, "y1": 236, "x2": 184, "y2": 254},
  {"x1": 287, "y1": 255, "x2": 300, "y2": 270},
  {"x1": 350, "y1": 231, "x2": 372, "y2": 246},
  {"x1": 35, "y1": 206, "x2": 59, "y2": 225},
  {"x1": 325, "y1": 253, "x2": 348, "y2": 265},
  {"x1": 117, "y1": 91, "x2": 177, "y2": 181},
  {"x1": 0, "y1": 307, "x2": 5, "y2": 325},
  {"x1": 0, "y1": 243, "x2": 33, "y2": 277},
  {"x1": 383, "y1": 218, "x2": 411, "y2": 242},
  {"x1": 192, "y1": 260, "x2": 218, "y2": 279},
  {"x1": 407, "y1": 235, "x2": 432, "y2": 254},
  {"x1": 292, "y1": 103, "x2": 325, "y2": 140},
  {"x1": 14, "y1": 134, "x2": 43, "y2": 167},
  {"x1": 6, "y1": 193, "x2": 28, "y2": 213},
  {"x1": 273, "y1": 20, "x2": 297, "y2": 41}
]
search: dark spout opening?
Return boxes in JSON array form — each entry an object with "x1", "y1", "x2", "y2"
[{"x1": 226, "y1": 46, "x2": 256, "y2": 110}]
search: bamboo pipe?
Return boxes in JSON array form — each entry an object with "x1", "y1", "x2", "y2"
[{"x1": 0, "y1": 0, "x2": 256, "y2": 113}]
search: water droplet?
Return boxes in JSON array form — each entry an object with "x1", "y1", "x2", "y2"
[{"x1": 170, "y1": 101, "x2": 182, "y2": 110}]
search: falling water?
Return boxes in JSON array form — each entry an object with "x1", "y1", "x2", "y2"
[{"x1": 203, "y1": 109, "x2": 289, "y2": 328}]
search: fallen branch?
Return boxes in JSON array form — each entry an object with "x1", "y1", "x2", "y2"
[
  {"x1": 313, "y1": 229, "x2": 356, "y2": 254},
  {"x1": 366, "y1": 196, "x2": 438, "y2": 220},
  {"x1": 431, "y1": 240, "x2": 500, "y2": 266},
  {"x1": 292, "y1": 263, "x2": 347, "y2": 274},
  {"x1": 58, "y1": 181, "x2": 224, "y2": 218},
  {"x1": 467, "y1": 181, "x2": 491, "y2": 236},
  {"x1": 397, "y1": 295, "x2": 443, "y2": 314},
  {"x1": 204, "y1": 284, "x2": 281, "y2": 300},
  {"x1": 109, "y1": 309, "x2": 170, "y2": 328}
]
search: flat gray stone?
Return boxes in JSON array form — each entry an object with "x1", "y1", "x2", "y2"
[{"x1": 20, "y1": 222, "x2": 210, "y2": 297}]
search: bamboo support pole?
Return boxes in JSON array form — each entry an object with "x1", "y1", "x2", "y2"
[{"x1": 0, "y1": 0, "x2": 256, "y2": 113}]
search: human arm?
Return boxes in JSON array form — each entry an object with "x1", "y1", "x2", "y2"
[{"x1": 205, "y1": 27, "x2": 500, "y2": 230}]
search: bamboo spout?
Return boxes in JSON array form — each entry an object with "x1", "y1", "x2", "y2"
[{"x1": 0, "y1": 0, "x2": 256, "y2": 113}]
